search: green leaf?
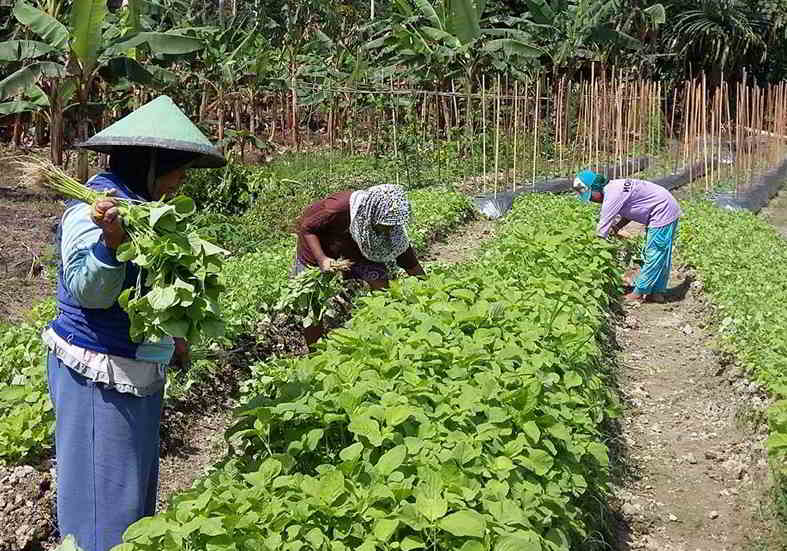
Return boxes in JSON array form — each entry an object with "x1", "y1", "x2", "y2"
[
  {"x1": 415, "y1": 491, "x2": 447, "y2": 522},
  {"x1": 318, "y1": 470, "x2": 345, "y2": 504},
  {"x1": 373, "y1": 518, "x2": 399, "y2": 542},
  {"x1": 149, "y1": 205, "x2": 176, "y2": 230},
  {"x1": 14, "y1": 1, "x2": 69, "y2": 48},
  {"x1": 161, "y1": 318, "x2": 189, "y2": 338},
  {"x1": 494, "y1": 532, "x2": 542, "y2": 551},
  {"x1": 138, "y1": 32, "x2": 203, "y2": 55},
  {"x1": 385, "y1": 406, "x2": 413, "y2": 427},
  {"x1": 123, "y1": 516, "x2": 171, "y2": 541},
  {"x1": 523, "y1": 0, "x2": 555, "y2": 26},
  {"x1": 585, "y1": 442, "x2": 609, "y2": 466},
  {"x1": 483, "y1": 39, "x2": 541, "y2": 58},
  {"x1": 0, "y1": 40, "x2": 56, "y2": 61},
  {"x1": 197, "y1": 517, "x2": 225, "y2": 536},
  {"x1": 563, "y1": 371, "x2": 582, "y2": 388},
  {"x1": 522, "y1": 421, "x2": 540, "y2": 443},
  {"x1": 243, "y1": 458, "x2": 282, "y2": 486},
  {"x1": 643, "y1": 4, "x2": 666, "y2": 25},
  {"x1": 401, "y1": 536, "x2": 425, "y2": 551},
  {"x1": 147, "y1": 286, "x2": 178, "y2": 310},
  {"x1": 0, "y1": 100, "x2": 43, "y2": 115},
  {"x1": 305, "y1": 527, "x2": 325, "y2": 548},
  {"x1": 171, "y1": 195, "x2": 196, "y2": 217},
  {"x1": 70, "y1": 0, "x2": 107, "y2": 75},
  {"x1": 0, "y1": 62, "x2": 65, "y2": 100},
  {"x1": 376, "y1": 445, "x2": 406, "y2": 476},
  {"x1": 53, "y1": 535, "x2": 82, "y2": 551},
  {"x1": 459, "y1": 540, "x2": 485, "y2": 551},
  {"x1": 105, "y1": 57, "x2": 156, "y2": 86},
  {"x1": 413, "y1": 0, "x2": 443, "y2": 29},
  {"x1": 438, "y1": 510, "x2": 486, "y2": 538},
  {"x1": 117, "y1": 288, "x2": 133, "y2": 309},
  {"x1": 529, "y1": 449, "x2": 553, "y2": 476},
  {"x1": 115, "y1": 242, "x2": 137, "y2": 262},
  {"x1": 339, "y1": 442, "x2": 364, "y2": 462},
  {"x1": 348, "y1": 416, "x2": 383, "y2": 446},
  {"x1": 304, "y1": 428, "x2": 324, "y2": 451},
  {"x1": 448, "y1": 0, "x2": 481, "y2": 45}
]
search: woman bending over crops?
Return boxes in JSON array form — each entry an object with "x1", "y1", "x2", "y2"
[
  {"x1": 574, "y1": 170, "x2": 682, "y2": 303},
  {"x1": 42, "y1": 97, "x2": 225, "y2": 551},
  {"x1": 295, "y1": 184, "x2": 426, "y2": 343}
]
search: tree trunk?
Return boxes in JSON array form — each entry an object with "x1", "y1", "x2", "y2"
[
  {"x1": 12, "y1": 113, "x2": 23, "y2": 148},
  {"x1": 234, "y1": 97, "x2": 242, "y2": 132},
  {"x1": 218, "y1": 87, "x2": 225, "y2": 148},
  {"x1": 290, "y1": 77, "x2": 298, "y2": 148},
  {"x1": 34, "y1": 112, "x2": 46, "y2": 147},
  {"x1": 199, "y1": 82, "x2": 209, "y2": 123},
  {"x1": 50, "y1": 94, "x2": 64, "y2": 166}
]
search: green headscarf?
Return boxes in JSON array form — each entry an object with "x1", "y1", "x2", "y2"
[{"x1": 573, "y1": 170, "x2": 608, "y2": 202}]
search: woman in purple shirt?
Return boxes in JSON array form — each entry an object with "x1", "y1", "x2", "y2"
[{"x1": 573, "y1": 170, "x2": 682, "y2": 303}]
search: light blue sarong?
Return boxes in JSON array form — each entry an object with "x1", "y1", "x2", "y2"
[{"x1": 634, "y1": 221, "x2": 678, "y2": 295}]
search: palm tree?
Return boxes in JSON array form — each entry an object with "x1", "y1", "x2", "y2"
[{"x1": 662, "y1": 0, "x2": 765, "y2": 82}]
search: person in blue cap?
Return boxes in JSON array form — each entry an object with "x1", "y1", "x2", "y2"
[{"x1": 574, "y1": 169, "x2": 682, "y2": 303}]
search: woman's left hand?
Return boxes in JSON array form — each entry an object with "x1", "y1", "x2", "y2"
[{"x1": 171, "y1": 338, "x2": 191, "y2": 369}]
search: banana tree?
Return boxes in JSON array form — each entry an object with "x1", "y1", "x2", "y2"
[
  {"x1": 0, "y1": 0, "x2": 203, "y2": 178},
  {"x1": 369, "y1": 0, "x2": 541, "y2": 139},
  {"x1": 523, "y1": 0, "x2": 666, "y2": 76}
]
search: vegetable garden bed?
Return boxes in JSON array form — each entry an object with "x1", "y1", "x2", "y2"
[
  {"x1": 117, "y1": 194, "x2": 623, "y2": 551},
  {"x1": 0, "y1": 187, "x2": 475, "y2": 466}
]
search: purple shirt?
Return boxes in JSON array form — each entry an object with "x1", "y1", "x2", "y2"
[{"x1": 597, "y1": 179, "x2": 682, "y2": 238}]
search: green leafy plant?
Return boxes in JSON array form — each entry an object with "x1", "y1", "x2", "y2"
[
  {"x1": 117, "y1": 194, "x2": 622, "y2": 551},
  {"x1": 274, "y1": 259, "x2": 353, "y2": 328},
  {"x1": 0, "y1": 300, "x2": 55, "y2": 464}
]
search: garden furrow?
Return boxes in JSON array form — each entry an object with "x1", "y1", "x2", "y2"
[{"x1": 610, "y1": 226, "x2": 771, "y2": 550}]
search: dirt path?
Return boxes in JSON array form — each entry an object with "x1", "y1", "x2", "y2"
[
  {"x1": 761, "y1": 190, "x2": 787, "y2": 237},
  {"x1": 421, "y1": 216, "x2": 497, "y2": 264},
  {"x1": 610, "y1": 231, "x2": 772, "y2": 550}
]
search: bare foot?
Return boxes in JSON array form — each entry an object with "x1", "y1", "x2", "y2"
[{"x1": 623, "y1": 291, "x2": 645, "y2": 303}]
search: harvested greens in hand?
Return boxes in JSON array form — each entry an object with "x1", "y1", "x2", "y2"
[{"x1": 18, "y1": 157, "x2": 228, "y2": 343}]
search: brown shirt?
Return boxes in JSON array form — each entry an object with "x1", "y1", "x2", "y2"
[{"x1": 296, "y1": 190, "x2": 418, "y2": 269}]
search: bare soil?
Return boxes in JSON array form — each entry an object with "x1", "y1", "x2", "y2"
[{"x1": 0, "y1": 152, "x2": 61, "y2": 323}]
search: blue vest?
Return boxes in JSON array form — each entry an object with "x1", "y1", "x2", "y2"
[{"x1": 51, "y1": 173, "x2": 147, "y2": 359}]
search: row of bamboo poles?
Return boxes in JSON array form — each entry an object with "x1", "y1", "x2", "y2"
[
  {"x1": 259, "y1": 73, "x2": 787, "y2": 195},
  {"x1": 6, "y1": 72, "x2": 787, "y2": 195}
]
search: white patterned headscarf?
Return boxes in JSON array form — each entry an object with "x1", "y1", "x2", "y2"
[{"x1": 349, "y1": 184, "x2": 411, "y2": 262}]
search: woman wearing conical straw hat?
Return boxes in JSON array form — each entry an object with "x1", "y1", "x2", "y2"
[
  {"x1": 42, "y1": 96, "x2": 225, "y2": 551},
  {"x1": 574, "y1": 169, "x2": 682, "y2": 303}
]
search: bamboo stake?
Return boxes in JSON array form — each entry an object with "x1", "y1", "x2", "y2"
[
  {"x1": 533, "y1": 75, "x2": 540, "y2": 188},
  {"x1": 482, "y1": 75, "x2": 487, "y2": 193},
  {"x1": 391, "y1": 81, "x2": 399, "y2": 187},
  {"x1": 513, "y1": 80, "x2": 519, "y2": 192}
]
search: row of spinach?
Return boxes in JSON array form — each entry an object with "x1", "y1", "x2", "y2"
[
  {"x1": 0, "y1": 187, "x2": 474, "y2": 465},
  {"x1": 115, "y1": 195, "x2": 623, "y2": 551}
]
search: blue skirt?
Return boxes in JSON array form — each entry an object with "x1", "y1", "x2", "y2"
[
  {"x1": 47, "y1": 352, "x2": 162, "y2": 551},
  {"x1": 634, "y1": 221, "x2": 678, "y2": 295}
]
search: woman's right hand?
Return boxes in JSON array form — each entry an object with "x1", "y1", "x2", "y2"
[
  {"x1": 318, "y1": 256, "x2": 335, "y2": 272},
  {"x1": 92, "y1": 193, "x2": 127, "y2": 249}
]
